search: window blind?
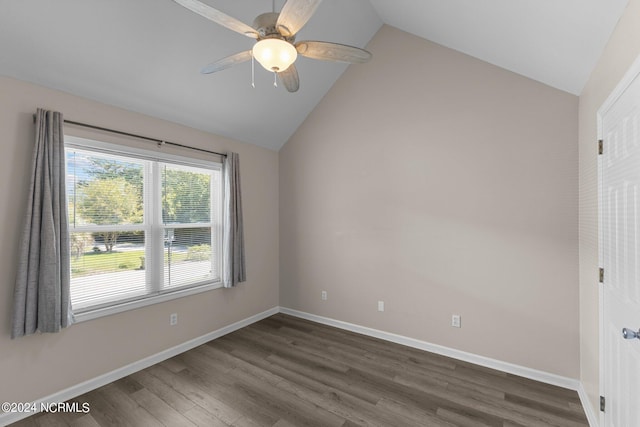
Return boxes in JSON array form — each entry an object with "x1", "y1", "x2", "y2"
[{"x1": 65, "y1": 142, "x2": 222, "y2": 312}]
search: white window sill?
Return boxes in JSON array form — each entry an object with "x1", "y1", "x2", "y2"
[{"x1": 72, "y1": 281, "x2": 224, "y2": 323}]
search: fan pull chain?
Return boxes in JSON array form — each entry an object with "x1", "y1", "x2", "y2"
[
  {"x1": 273, "y1": 72, "x2": 278, "y2": 87},
  {"x1": 251, "y1": 52, "x2": 255, "y2": 88}
]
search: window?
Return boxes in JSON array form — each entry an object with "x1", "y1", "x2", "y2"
[{"x1": 65, "y1": 137, "x2": 222, "y2": 315}]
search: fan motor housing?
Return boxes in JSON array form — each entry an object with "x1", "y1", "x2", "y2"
[{"x1": 252, "y1": 12, "x2": 294, "y2": 42}]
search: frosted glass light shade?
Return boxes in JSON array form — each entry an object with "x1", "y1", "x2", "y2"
[{"x1": 253, "y1": 39, "x2": 297, "y2": 72}]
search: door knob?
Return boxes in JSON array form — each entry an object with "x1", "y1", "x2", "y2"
[{"x1": 622, "y1": 328, "x2": 640, "y2": 340}]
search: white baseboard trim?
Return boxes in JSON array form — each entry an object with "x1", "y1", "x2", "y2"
[
  {"x1": 0, "y1": 306, "x2": 279, "y2": 427},
  {"x1": 1, "y1": 306, "x2": 594, "y2": 427},
  {"x1": 577, "y1": 382, "x2": 600, "y2": 427},
  {"x1": 280, "y1": 307, "x2": 607, "y2": 424},
  {"x1": 280, "y1": 307, "x2": 581, "y2": 391}
]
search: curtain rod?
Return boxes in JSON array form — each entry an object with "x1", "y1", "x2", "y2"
[{"x1": 33, "y1": 114, "x2": 227, "y2": 158}]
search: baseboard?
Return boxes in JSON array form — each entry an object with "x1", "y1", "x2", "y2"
[
  {"x1": 1, "y1": 306, "x2": 594, "y2": 427},
  {"x1": 0, "y1": 306, "x2": 279, "y2": 427},
  {"x1": 577, "y1": 383, "x2": 600, "y2": 427},
  {"x1": 279, "y1": 307, "x2": 580, "y2": 391}
]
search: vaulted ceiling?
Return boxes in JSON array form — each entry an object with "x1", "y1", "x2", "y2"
[{"x1": 0, "y1": 0, "x2": 628, "y2": 150}]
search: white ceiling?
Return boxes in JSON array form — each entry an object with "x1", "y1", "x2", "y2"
[
  {"x1": 0, "y1": 0, "x2": 628, "y2": 151},
  {"x1": 371, "y1": 0, "x2": 629, "y2": 95}
]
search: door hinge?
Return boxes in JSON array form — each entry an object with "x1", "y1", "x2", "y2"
[
  {"x1": 600, "y1": 395, "x2": 606, "y2": 412},
  {"x1": 599, "y1": 139, "x2": 604, "y2": 155},
  {"x1": 599, "y1": 268, "x2": 604, "y2": 283}
]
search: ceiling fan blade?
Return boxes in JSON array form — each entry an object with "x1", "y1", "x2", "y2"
[
  {"x1": 278, "y1": 64, "x2": 300, "y2": 92},
  {"x1": 276, "y1": 0, "x2": 322, "y2": 37},
  {"x1": 172, "y1": 0, "x2": 258, "y2": 38},
  {"x1": 201, "y1": 50, "x2": 252, "y2": 74},
  {"x1": 296, "y1": 41, "x2": 372, "y2": 63}
]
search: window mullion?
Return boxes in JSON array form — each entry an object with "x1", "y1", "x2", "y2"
[
  {"x1": 147, "y1": 161, "x2": 163, "y2": 294},
  {"x1": 212, "y1": 170, "x2": 220, "y2": 280}
]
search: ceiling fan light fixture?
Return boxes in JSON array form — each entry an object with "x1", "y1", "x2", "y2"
[{"x1": 253, "y1": 38, "x2": 297, "y2": 72}]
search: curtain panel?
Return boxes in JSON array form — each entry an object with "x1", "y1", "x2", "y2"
[
  {"x1": 12, "y1": 109, "x2": 73, "y2": 338},
  {"x1": 222, "y1": 152, "x2": 246, "y2": 287}
]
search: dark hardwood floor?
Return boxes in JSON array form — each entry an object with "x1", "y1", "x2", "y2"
[{"x1": 10, "y1": 314, "x2": 588, "y2": 426}]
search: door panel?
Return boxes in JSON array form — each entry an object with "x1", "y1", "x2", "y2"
[{"x1": 602, "y1": 72, "x2": 640, "y2": 427}]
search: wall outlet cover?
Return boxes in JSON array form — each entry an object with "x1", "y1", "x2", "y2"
[{"x1": 451, "y1": 314, "x2": 461, "y2": 328}]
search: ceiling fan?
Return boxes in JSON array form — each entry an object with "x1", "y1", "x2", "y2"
[{"x1": 172, "y1": 0, "x2": 372, "y2": 92}]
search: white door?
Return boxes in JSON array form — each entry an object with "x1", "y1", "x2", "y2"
[{"x1": 601, "y1": 66, "x2": 640, "y2": 427}]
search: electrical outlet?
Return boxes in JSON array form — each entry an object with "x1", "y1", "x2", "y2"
[
  {"x1": 321, "y1": 291, "x2": 327, "y2": 301},
  {"x1": 170, "y1": 313, "x2": 178, "y2": 326},
  {"x1": 378, "y1": 301, "x2": 385, "y2": 312},
  {"x1": 451, "y1": 314, "x2": 461, "y2": 328}
]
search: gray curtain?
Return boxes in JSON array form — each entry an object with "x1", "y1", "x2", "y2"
[
  {"x1": 222, "y1": 152, "x2": 246, "y2": 287},
  {"x1": 12, "y1": 109, "x2": 73, "y2": 338}
]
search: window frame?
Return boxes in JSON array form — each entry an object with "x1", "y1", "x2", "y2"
[{"x1": 65, "y1": 136, "x2": 224, "y2": 322}]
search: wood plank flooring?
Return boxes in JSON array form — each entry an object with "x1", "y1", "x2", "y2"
[{"x1": 10, "y1": 314, "x2": 588, "y2": 426}]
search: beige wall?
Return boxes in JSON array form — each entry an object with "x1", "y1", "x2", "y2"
[
  {"x1": 0, "y1": 76, "x2": 279, "y2": 403},
  {"x1": 578, "y1": 0, "x2": 640, "y2": 416},
  {"x1": 280, "y1": 25, "x2": 579, "y2": 377}
]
